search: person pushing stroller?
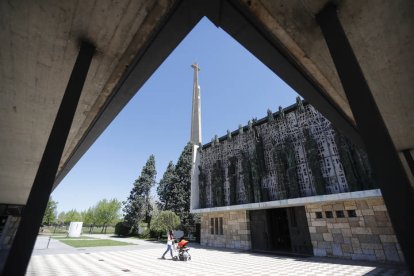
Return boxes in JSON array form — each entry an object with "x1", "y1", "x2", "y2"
[{"x1": 161, "y1": 230, "x2": 174, "y2": 259}]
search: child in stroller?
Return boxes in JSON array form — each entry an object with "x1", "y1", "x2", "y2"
[{"x1": 173, "y1": 239, "x2": 191, "y2": 261}]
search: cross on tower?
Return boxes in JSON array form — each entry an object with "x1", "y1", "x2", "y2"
[{"x1": 191, "y1": 62, "x2": 200, "y2": 72}]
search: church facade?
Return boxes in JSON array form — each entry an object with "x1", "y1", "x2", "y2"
[{"x1": 188, "y1": 65, "x2": 403, "y2": 263}]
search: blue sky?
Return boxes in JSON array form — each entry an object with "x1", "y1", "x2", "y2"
[{"x1": 52, "y1": 18, "x2": 300, "y2": 213}]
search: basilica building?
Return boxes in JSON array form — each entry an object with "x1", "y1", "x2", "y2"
[{"x1": 189, "y1": 64, "x2": 403, "y2": 263}]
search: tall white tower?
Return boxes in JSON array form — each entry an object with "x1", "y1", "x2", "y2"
[
  {"x1": 190, "y1": 63, "x2": 201, "y2": 211},
  {"x1": 190, "y1": 63, "x2": 202, "y2": 145}
]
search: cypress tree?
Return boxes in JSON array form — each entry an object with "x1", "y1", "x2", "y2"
[
  {"x1": 171, "y1": 142, "x2": 196, "y2": 232},
  {"x1": 123, "y1": 155, "x2": 156, "y2": 230},
  {"x1": 157, "y1": 161, "x2": 178, "y2": 211}
]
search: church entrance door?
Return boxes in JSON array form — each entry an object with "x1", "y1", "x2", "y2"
[{"x1": 249, "y1": 207, "x2": 312, "y2": 255}]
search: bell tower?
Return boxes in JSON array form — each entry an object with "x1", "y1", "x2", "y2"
[
  {"x1": 190, "y1": 63, "x2": 202, "y2": 145},
  {"x1": 190, "y1": 63, "x2": 202, "y2": 211}
]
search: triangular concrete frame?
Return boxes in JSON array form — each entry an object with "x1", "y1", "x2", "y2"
[{"x1": 54, "y1": 0, "x2": 362, "y2": 187}]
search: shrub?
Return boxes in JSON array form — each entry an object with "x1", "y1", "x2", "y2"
[
  {"x1": 150, "y1": 210, "x2": 181, "y2": 238},
  {"x1": 114, "y1": 222, "x2": 131, "y2": 236},
  {"x1": 138, "y1": 228, "x2": 151, "y2": 239}
]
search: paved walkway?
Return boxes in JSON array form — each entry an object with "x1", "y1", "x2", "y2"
[{"x1": 26, "y1": 235, "x2": 409, "y2": 276}]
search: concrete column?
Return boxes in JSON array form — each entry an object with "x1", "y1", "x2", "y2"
[
  {"x1": 316, "y1": 4, "x2": 414, "y2": 272},
  {"x1": 2, "y1": 42, "x2": 95, "y2": 276}
]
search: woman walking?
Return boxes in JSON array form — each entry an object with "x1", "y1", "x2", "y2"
[{"x1": 161, "y1": 230, "x2": 174, "y2": 259}]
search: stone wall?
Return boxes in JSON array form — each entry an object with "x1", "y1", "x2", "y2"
[
  {"x1": 305, "y1": 197, "x2": 403, "y2": 263},
  {"x1": 200, "y1": 210, "x2": 251, "y2": 250}
]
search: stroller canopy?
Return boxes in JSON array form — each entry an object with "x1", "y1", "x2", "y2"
[{"x1": 177, "y1": 240, "x2": 189, "y2": 248}]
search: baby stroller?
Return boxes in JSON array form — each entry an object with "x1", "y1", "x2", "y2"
[{"x1": 173, "y1": 239, "x2": 191, "y2": 261}]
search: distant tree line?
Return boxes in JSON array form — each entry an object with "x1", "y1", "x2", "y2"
[{"x1": 42, "y1": 197, "x2": 122, "y2": 234}]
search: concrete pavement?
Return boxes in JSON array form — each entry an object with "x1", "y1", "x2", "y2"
[{"x1": 25, "y1": 235, "x2": 409, "y2": 275}]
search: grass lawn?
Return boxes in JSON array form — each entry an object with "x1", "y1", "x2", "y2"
[
  {"x1": 129, "y1": 237, "x2": 157, "y2": 241},
  {"x1": 52, "y1": 236, "x2": 98, "y2": 240},
  {"x1": 58, "y1": 239, "x2": 133, "y2": 248}
]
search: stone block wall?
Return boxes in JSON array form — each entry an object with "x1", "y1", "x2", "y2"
[
  {"x1": 200, "y1": 210, "x2": 251, "y2": 250},
  {"x1": 305, "y1": 197, "x2": 404, "y2": 263}
]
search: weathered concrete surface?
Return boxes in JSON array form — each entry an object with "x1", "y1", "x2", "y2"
[
  {"x1": 0, "y1": 0, "x2": 177, "y2": 204},
  {"x1": 243, "y1": 0, "x2": 414, "y2": 154}
]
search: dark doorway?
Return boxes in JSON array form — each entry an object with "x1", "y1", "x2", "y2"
[
  {"x1": 287, "y1": 207, "x2": 313, "y2": 255},
  {"x1": 250, "y1": 207, "x2": 312, "y2": 255},
  {"x1": 249, "y1": 210, "x2": 269, "y2": 251},
  {"x1": 195, "y1": 223, "x2": 201, "y2": 244},
  {"x1": 267, "y1": 208, "x2": 291, "y2": 251}
]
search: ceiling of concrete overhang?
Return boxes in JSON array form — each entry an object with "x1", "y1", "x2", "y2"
[
  {"x1": 1, "y1": 0, "x2": 413, "y2": 205},
  {"x1": 0, "y1": 0, "x2": 178, "y2": 204},
  {"x1": 246, "y1": 0, "x2": 414, "y2": 151}
]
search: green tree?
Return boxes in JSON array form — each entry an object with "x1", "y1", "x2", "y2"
[
  {"x1": 64, "y1": 209, "x2": 82, "y2": 224},
  {"x1": 42, "y1": 197, "x2": 58, "y2": 225},
  {"x1": 123, "y1": 155, "x2": 157, "y2": 230},
  {"x1": 96, "y1": 199, "x2": 122, "y2": 233},
  {"x1": 150, "y1": 210, "x2": 181, "y2": 238},
  {"x1": 81, "y1": 207, "x2": 98, "y2": 233},
  {"x1": 57, "y1": 211, "x2": 66, "y2": 225},
  {"x1": 157, "y1": 161, "x2": 178, "y2": 210},
  {"x1": 171, "y1": 142, "x2": 197, "y2": 232},
  {"x1": 114, "y1": 221, "x2": 131, "y2": 236}
]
